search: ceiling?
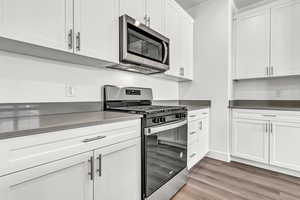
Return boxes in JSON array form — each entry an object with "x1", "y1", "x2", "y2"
[
  {"x1": 175, "y1": 0, "x2": 267, "y2": 10},
  {"x1": 175, "y1": 0, "x2": 208, "y2": 9}
]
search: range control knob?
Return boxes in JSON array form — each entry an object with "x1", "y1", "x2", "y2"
[
  {"x1": 152, "y1": 118, "x2": 160, "y2": 124},
  {"x1": 160, "y1": 117, "x2": 166, "y2": 123}
]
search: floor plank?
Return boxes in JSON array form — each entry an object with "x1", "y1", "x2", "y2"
[{"x1": 172, "y1": 157, "x2": 300, "y2": 200}]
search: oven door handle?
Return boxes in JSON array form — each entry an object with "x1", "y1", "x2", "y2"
[{"x1": 144, "y1": 120, "x2": 187, "y2": 136}]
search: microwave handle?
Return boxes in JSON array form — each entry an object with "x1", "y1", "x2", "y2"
[
  {"x1": 163, "y1": 41, "x2": 168, "y2": 64},
  {"x1": 144, "y1": 120, "x2": 187, "y2": 136}
]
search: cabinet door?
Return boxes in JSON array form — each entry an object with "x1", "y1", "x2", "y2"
[
  {"x1": 164, "y1": 0, "x2": 180, "y2": 77},
  {"x1": 0, "y1": 0, "x2": 73, "y2": 52},
  {"x1": 198, "y1": 117, "x2": 209, "y2": 160},
  {"x1": 235, "y1": 10, "x2": 270, "y2": 79},
  {"x1": 146, "y1": 0, "x2": 165, "y2": 34},
  {"x1": 232, "y1": 119, "x2": 269, "y2": 163},
  {"x1": 271, "y1": 1, "x2": 300, "y2": 76},
  {"x1": 120, "y1": 0, "x2": 146, "y2": 24},
  {"x1": 270, "y1": 121, "x2": 300, "y2": 171},
  {"x1": 94, "y1": 139, "x2": 141, "y2": 200},
  {"x1": 179, "y1": 13, "x2": 194, "y2": 80},
  {"x1": 0, "y1": 152, "x2": 93, "y2": 200},
  {"x1": 74, "y1": 0, "x2": 119, "y2": 63}
]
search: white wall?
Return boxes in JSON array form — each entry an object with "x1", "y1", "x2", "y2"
[
  {"x1": 0, "y1": 51, "x2": 179, "y2": 103},
  {"x1": 234, "y1": 77, "x2": 300, "y2": 100},
  {"x1": 179, "y1": 0, "x2": 232, "y2": 159}
]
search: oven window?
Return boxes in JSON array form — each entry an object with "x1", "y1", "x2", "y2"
[
  {"x1": 127, "y1": 24, "x2": 163, "y2": 62},
  {"x1": 145, "y1": 124, "x2": 187, "y2": 197}
]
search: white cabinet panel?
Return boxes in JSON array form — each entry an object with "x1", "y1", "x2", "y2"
[
  {"x1": 232, "y1": 119, "x2": 269, "y2": 163},
  {"x1": 0, "y1": 152, "x2": 93, "y2": 200},
  {"x1": 164, "y1": 0, "x2": 180, "y2": 77},
  {"x1": 0, "y1": 0, "x2": 73, "y2": 52},
  {"x1": 119, "y1": 0, "x2": 146, "y2": 24},
  {"x1": 146, "y1": 0, "x2": 165, "y2": 34},
  {"x1": 198, "y1": 117, "x2": 209, "y2": 159},
  {"x1": 74, "y1": 0, "x2": 119, "y2": 63},
  {"x1": 179, "y1": 14, "x2": 194, "y2": 80},
  {"x1": 270, "y1": 121, "x2": 300, "y2": 171},
  {"x1": 164, "y1": 0, "x2": 193, "y2": 81},
  {"x1": 94, "y1": 139, "x2": 141, "y2": 200},
  {"x1": 235, "y1": 10, "x2": 270, "y2": 79},
  {"x1": 271, "y1": 1, "x2": 300, "y2": 76},
  {"x1": 187, "y1": 109, "x2": 210, "y2": 170}
]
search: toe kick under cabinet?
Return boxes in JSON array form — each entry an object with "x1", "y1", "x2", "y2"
[
  {"x1": 187, "y1": 108, "x2": 210, "y2": 170},
  {"x1": 0, "y1": 119, "x2": 141, "y2": 200},
  {"x1": 231, "y1": 109, "x2": 300, "y2": 175}
]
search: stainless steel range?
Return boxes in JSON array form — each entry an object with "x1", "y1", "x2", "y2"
[{"x1": 104, "y1": 85, "x2": 188, "y2": 200}]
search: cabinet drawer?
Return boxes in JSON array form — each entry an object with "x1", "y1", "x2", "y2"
[
  {"x1": 232, "y1": 109, "x2": 300, "y2": 122},
  {"x1": 188, "y1": 121, "x2": 200, "y2": 144},
  {"x1": 188, "y1": 108, "x2": 209, "y2": 122}
]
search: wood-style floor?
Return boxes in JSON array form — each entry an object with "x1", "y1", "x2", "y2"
[{"x1": 172, "y1": 157, "x2": 300, "y2": 200}]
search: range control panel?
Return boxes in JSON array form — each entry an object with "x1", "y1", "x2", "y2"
[{"x1": 146, "y1": 112, "x2": 187, "y2": 127}]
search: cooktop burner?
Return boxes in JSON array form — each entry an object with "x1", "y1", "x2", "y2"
[{"x1": 113, "y1": 105, "x2": 186, "y2": 114}]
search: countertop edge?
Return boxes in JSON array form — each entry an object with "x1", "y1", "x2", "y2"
[{"x1": 0, "y1": 114, "x2": 141, "y2": 140}]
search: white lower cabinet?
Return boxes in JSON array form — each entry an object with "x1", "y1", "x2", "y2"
[
  {"x1": 232, "y1": 119, "x2": 269, "y2": 163},
  {"x1": 270, "y1": 121, "x2": 300, "y2": 172},
  {"x1": 0, "y1": 152, "x2": 93, "y2": 200},
  {"x1": 187, "y1": 109, "x2": 210, "y2": 170},
  {"x1": 232, "y1": 109, "x2": 300, "y2": 174},
  {"x1": 94, "y1": 139, "x2": 141, "y2": 200},
  {"x1": 0, "y1": 120, "x2": 141, "y2": 200}
]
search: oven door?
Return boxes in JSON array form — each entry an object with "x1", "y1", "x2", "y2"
[
  {"x1": 120, "y1": 15, "x2": 169, "y2": 71},
  {"x1": 144, "y1": 120, "x2": 187, "y2": 198}
]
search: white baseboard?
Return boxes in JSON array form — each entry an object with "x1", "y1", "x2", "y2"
[
  {"x1": 206, "y1": 150, "x2": 231, "y2": 162},
  {"x1": 231, "y1": 156, "x2": 300, "y2": 178}
]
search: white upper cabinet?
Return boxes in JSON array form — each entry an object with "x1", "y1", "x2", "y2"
[
  {"x1": 164, "y1": 0, "x2": 194, "y2": 81},
  {"x1": 93, "y1": 139, "x2": 141, "y2": 200},
  {"x1": 0, "y1": 152, "x2": 93, "y2": 200},
  {"x1": 270, "y1": 1, "x2": 300, "y2": 77},
  {"x1": 164, "y1": 0, "x2": 180, "y2": 77},
  {"x1": 179, "y1": 12, "x2": 194, "y2": 80},
  {"x1": 235, "y1": 10, "x2": 270, "y2": 79},
  {"x1": 0, "y1": 0, "x2": 73, "y2": 52},
  {"x1": 74, "y1": 0, "x2": 119, "y2": 63},
  {"x1": 146, "y1": 0, "x2": 165, "y2": 34},
  {"x1": 119, "y1": 0, "x2": 147, "y2": 24}
]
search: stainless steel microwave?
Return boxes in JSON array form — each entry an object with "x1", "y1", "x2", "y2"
[{"x1": 110, "y1": 15, "x2": 170, "y2": 75}]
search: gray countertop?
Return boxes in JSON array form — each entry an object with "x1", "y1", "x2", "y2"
[
  {"x1": 229, "y1": 100, "x2": 300, "y2": 111},
  {"x1": 182, "y1": 105, "x2": 210, "y2": 111},
  {"x1": 0, "y1": 111, "x2": 141, "y2": 140},
  {"x1": 152, "y1": 100, "x2": 211, "y2": 111}
]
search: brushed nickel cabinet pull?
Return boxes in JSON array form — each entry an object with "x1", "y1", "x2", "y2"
[
  {"x1": 97, "y1": 154, "x2": 102, "y2": 177},
  {"x1": 190, "y1": 153, "x2": 196, "y2": 158},
  {"x1": 270, "y1": 123, "x2": 273, "y2": 134},
  {"x1": 88, "y1": 157, "x2": 94, "y2": 181},
  {"x1": 76, "y1": 32, "x2": 81, "y2": 51},
  {"x1": 262, "y1": 114, "x2": 276, "y2": 117},
  {"x1": 68, "y1": 29, "x2": 73, "y2": 49},
  {"x1": 190, "y1": 131, "x2": 197, "y2": 135},
  {"x1": 83, "y1": 136, "x2": 106, "y2": 143}
]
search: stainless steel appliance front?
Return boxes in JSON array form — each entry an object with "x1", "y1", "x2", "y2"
[
  {"x1": 144, "y1": 120, "x2": 187, "y2": 200},
  {"x1": 114, "y1": 15, "x2": 170, "y2": 74}
]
